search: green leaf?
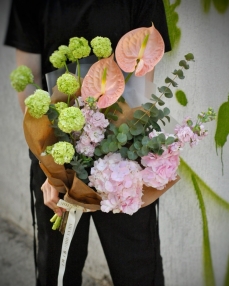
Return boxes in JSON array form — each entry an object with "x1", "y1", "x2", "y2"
[
  {"x1": 151, "y1": 94, "x2": 165, "y2": 105},
  {"x1": 165, "y1": 115, "x2": 170, "y2": 123},
  {"x1": 148, "y1": 138, "x2": 159, "y2": 150},
  {"x1": 47, "y1": 107, "x2": 59, "y2": 121},
  {"x1": 109, "y1": 142, "x2": 119, "y2": 152},
  {"x1": 142, "y1": 136, "x2": 150, "y2": 146},
  {"x1": 149, "y1": 106, "x2": 159, "y2": 117},
  {"x1": 165, "y1": 136, "x2": 175, "y2": 146},
  {"x1": 134, "y1": 141, "x2": 142, "y2": 150},
  {"x1": 101, "y1": 142, "x2": 110, "y2": 153},
  {"x1": 117, "y1": 133, "x2": 127, "y2": 144},
  {"x1": 172, "y1": 69, "x2": 185, "y2": 79},
  {"x1": 111, "y1": 102, "x2": 123, "y2": 113},
  {"x1": 127, "y1": 151, "x2": 138, "y2": 160},
  {"x1": 179, "y1": 60, "x2": 189, "y2": 69},
  {"x1": 175, "y1": 90, "x2": 188, "y2": 106},
  {"x1": 160, "y1": 119, "x2": 166, "y2": 126},
  {"x1": 119, "y1": 147, "x2": 128, "y2": 158},
  {"x1": 157, "y1": 110, "x2": 164, "y2": 119},
  {"x1": 148, "y1": 119, "x2": 161, "y2": 131},
  {"x1": 163, "y1": 107, "x2": 170, "y2": 116},
  {"x1": 142, "y1": 102, "x2": 154, "y2": 110},
  {"x1": 77, "y1": 170, "x2": 88, "y2": 180},
  {"x1": 157, "y1": 133, "x2": 166, "y2": 143},
  {"x1": 165, "y1": 77, "x2": 178, "y2": 87},
  {"x1": 130, "y1": 122, "x2": 144, "y2": 136},
  {"x1": 118, "y1": 123, "x2": 129, "y2": 134},
  {"x1": 133, "y1": 109, "x2": 149, "y2": 123},
  {"x1": 118, "y1": 95, "x2": 125, "y2": 103},
  {"x1": 126, "y1": 131, "x2": 133, "y2": 140},
  {"x1": 94, "y1": 147, "x2": 103, "y2": 157},
  {"x1": 185, "y1": 53, "x2": 195, "y2": 61},
  {"x1": 158, "y1": 86, "x2": 173, "y2": 98},
  {"x1": 141, "y1": 145, "x2": 149, "y2": 156},
  {"x1": 106, "y1": 112, "x2": 118, "y2": 121},
  {"x1": 109, "y1": 123, "x2": 118, "y2": 135}
]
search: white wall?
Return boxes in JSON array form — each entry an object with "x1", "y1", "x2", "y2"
[{"x1": 0, "y1": 0, "x2": 228, "y2": 285}]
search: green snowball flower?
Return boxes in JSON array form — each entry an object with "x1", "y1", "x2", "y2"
[
  {"x1": 46, "y1": 141, "x2": 75, "y2": 165},
  {"x1": 54, "y1": 102, "x2": 68, "y2": 114},
  {"x1": 25, "y1": 89, "x2": 51, "y2": 118},
  {"x1": 49, "y1": 50, "x2": 67, "y2": 69},
  {"x1": 58, "y1": 45, "x2": 75, "y2": 62},
  {"x1": 10, "y1": 65, "x2": 34, "y2": 92},
  {"x1": 68, "y1": 37, "x2": 91, "y2": 59},
  {"x1": 90, "y1": 37, "x2": 112, "y2": 58},
  {"x1": 58, "y1": 106, "x2": 85, "y2": 133},
  {"x1": 57, "y1": 73, "x2": 80, "y2": 96}
]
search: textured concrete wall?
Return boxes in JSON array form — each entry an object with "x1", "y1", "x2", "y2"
[{"x1": 0, "y1": 0, "x2": 228, "y2": 285}]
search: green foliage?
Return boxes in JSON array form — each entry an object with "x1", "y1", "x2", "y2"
[
  {"x1": 70, "y1": 155, "x2": 92, "y2": 180},
  {"x1": 175, "y1": 90, "x2": 188, "y2": 106}
]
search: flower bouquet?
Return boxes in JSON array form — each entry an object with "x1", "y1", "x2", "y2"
[{"x1": 10, "y1": 24, "x2": 216, "y2": 223}]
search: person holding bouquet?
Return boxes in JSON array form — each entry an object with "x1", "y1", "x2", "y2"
[{"x1": 4, "y1": 0, "x2": 171, "y2": 285}]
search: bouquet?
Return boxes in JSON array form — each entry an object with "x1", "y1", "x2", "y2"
[{"x1": 10, "y1": 24, "x2": 216, "y2": 227}]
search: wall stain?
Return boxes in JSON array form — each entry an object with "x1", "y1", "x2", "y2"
[
  {"x1": 175, "y1": 89, "x2": 188, "y2": 106},
  {"x1": 214, "y1": 96, "x2": 229, "y2": 175},
  {"x1": 163, "y1": 0, "x2": 181, "y2": 49},
  {"x1": 202, "y1": 0, "x2": 229, "y2": 13}
]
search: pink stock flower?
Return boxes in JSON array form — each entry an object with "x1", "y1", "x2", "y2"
[
  {"x1": 115, "y1": 24, "x2": 164, "y2": 76},
  {"x1": 89, "y1": 153, "x2": 143, "y2": 215},
  {"x1": 174, "y1": 125, "x2": 195, "y2": 144}
]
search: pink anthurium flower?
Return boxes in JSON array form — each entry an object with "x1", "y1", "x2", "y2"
[
  {"x1": 115, "y1": 24, "x2": 165, "y2": 77},
  {"x1": 81, "y1": 54, "x2": 125, "y2": 109}
]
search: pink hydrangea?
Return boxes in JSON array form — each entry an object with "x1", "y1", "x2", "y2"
[
  {"x1": 88, "y1": 153, "x2": 144, "y2": 215},
  {"x1": 141, "y1": 148, "x2": 180, "y2": 190}
]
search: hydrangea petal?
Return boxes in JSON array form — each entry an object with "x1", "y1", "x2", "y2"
[
  {"x1": 81, "y1": 54, "x2": 125, "y2": 108},
  {"x1": 115, "y1": 24, "x2": 165, "y2": 77}
]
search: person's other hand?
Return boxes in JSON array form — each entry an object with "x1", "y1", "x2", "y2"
[{"x1": 41, "y1": 178, "x2": 65, "y2": 216}]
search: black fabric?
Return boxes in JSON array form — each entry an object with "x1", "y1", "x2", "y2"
[
  {"x1": 4, "y1": 0, "x2": 171, "y2": 90},
  {"x1": 5, "y1": 1, "x2": 171, "y2": 285}
]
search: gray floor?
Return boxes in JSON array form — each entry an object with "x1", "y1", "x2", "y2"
[{"x1": 0, "y1": 216, "x2": 112, "y2": 286}]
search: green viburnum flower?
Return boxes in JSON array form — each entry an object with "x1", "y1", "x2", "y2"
[
  {"x1": 58, "y1": 106, "x2": 85, "y2": 133},
  {"x1": 58, "y1": 45, "x2": 75, "y2": 62},
  {"x1": 46, "y1": 141, "x2": 75, "y2": 165},
  {"x1": 10, "y1": 65, "x2": 34, "y2": 92},
  {"x1": 90, "y1": 36, "x2": 112, "y2": 58},
  {"x1": 57, "y1": 73, "x2": 80, "y2": 96},
  {"x1": 25, "y1": 89, "x2": 51, "y2": 118},
  {"x1": 68, "y1": 37, "x2": 91, "y2": 59},
  {"x1": 54, "y1": 102, "x2": 68, "y2": 114},
  {"x1": 85, "y1": 97, "x2": 97, "y2": 109},
  {"x1": 49, "y1": 50, "x2": 67, "y2": 69}
]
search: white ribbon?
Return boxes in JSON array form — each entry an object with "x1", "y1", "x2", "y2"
[{"x1": 57, "y1": 199, "x2": 88, "y2": 286}]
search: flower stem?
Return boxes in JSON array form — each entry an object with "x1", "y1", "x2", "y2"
[
  {"x1": 31, "y1": 83, "x2": 41, "y2": 89},
  {"x1": 76, "y1": 59, "x2": 81, "y2": 88}
]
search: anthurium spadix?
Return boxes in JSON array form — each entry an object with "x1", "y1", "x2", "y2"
[
  {"x1": 115, "y1": 24, "x2": 165, "y2": 77},
  {"x1": 81, "y1": 54, "x2": 125, "y2": 109}
]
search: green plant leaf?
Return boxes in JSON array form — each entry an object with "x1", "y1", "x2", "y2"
[
  {"x1": 163, "y1": 107, "x2": 170, "y2": 116},
  {"x1": 119, "y1": 147, "x2": 128, "y2": 158},
  {"x1": 141, "y1": 145, "x2": 149, "y2": 156},
  {"x1": 134, "y1": 141, "x2": 142, "y2": 150},
  {"x1": 158, "y1": 86, "x2": 173, "y2": 98},
  {"x1": 175, "y1": 90, "x2": 188, "y2": 106},
  {"x1": 151, "y1": 94, "x2": 165, "y2": 105},
  {"x1": 172, "y1": 69, "x2": 185, "y2": 79},
  {"x1": 101, "y1": 141, "x2": 110, "y2": 153},
  {"x1": 165, "y1": 77, "x2": 178, "y2": 87},
  {"x1": 118, "y1": 123, "x2": 129, "y2": 134},
  {"x1": 179, "y1": 60, "x2": 189, "y2": 69},
  {"x1": 109, "y1": 123, "x2": 118, "y2": 135},
  {"x1": 130, "y1": 122, "x2": 144, "y2": 136},
  {"x1": 117, "y1": 133, "x2": 127, "y2": 144},
  {"x1": 165, "y1": 136, "x2": 175, "y2": 146},
  {"x1": 127, "y1": 151, "x2": 138, "y2": 160},
  {"x1": 133, "y1": 110, "x2": 149, "y2": 123},
  {"x1": 94, "y1": 147, "x2": 103, "y2": 157},
  {"x1": 109, "y1": 142, "x2": 119, "y2": 152},
  {"x1": 106, "y1": 112, "x2": 118, "y2": 121},
  {"x1": 185, "y1": 53, "x2": 195, "y2": 61},
  {"x1": 47, "y1": 107, "x2": 59, "y2": 121}
]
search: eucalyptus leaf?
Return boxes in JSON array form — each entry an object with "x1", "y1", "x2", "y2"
[
  {"x1": 94, "y1": 147, "x2": 103, "y2": 157},
  {"x1": 127, "y1": 151, "x2": 138, "y2": 160},
  {"x1": 160, "y1": 119, "x2": 166, "y2": 126},
  {"x1": 101, "y1": 141, "x2": 110, "y2": 153},
  {"x1": 141, "y1": 145, "x2": 149, "y2": 156},
  {"x1": 172, "y1": 69, "x2": 185, "y2": 79},
  {"x1": 133, "y1": 110, "x2": 149, "y2": 123},
  {"x1": 117, "y1": 133, "x2": 127, "y2": 144},
  {"x1": 142, "y1": 136, "x2": 150, "y2": 146},
  {"x1": 47, "y1": 107, "x2": 59, "y2": 121},
  {"x1": 179, "y1": 60, "x2": 189, "y2": 69},
  {"x1": 109, "y1": 123, "x2": 118, "y2": 135},
  {"x1": 134, "y1": 141, "x2": 142, "y2": 150},
  {"x1": 165, "y1": 115, "x2": 170, "y2": 123},
  {"x1": 120, "y1": 147, "x2": 128, "y2": 158},
  {"x1": 109, "y1": 142, "x2": 119, "y2": 152},
  {"x1": 158, "y1": 86, "x2": 173, "y2": 98},
  {"x1": 106, "y1": 112, "x2": 118, "y2": 121},
  {"x1": 130, "y1": 122, "x2": 144, "y2": 136},
  {"x1": 185, "y1": 53, "x2": 195, "y2": 61},
  {"x1": 151, "y1": 94, "x2": 165, "y2": 105},
  {"x1": 118, "y1": 123, "x2": 129, "y2": 134},
  {"x1": 142, "y1": 102, "x2": 153, "y2": 111},
  {"x1": 165, "y1": 77, "x2": 178, "y2": 87},
  {"x1": 163, "y1": 107, "x2": 170, "y2": 116},
  {"x1": 165, "y1": 136, "x2": 175, "y2": 146}
]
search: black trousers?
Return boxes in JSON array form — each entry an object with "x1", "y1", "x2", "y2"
[{"x1": 30, "y1": 151, "x2": 164, "y2": 286}]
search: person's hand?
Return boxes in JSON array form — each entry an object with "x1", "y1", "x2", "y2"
[{"x1": 41, "y1": 178, "x2": 65, "y2": 216}]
